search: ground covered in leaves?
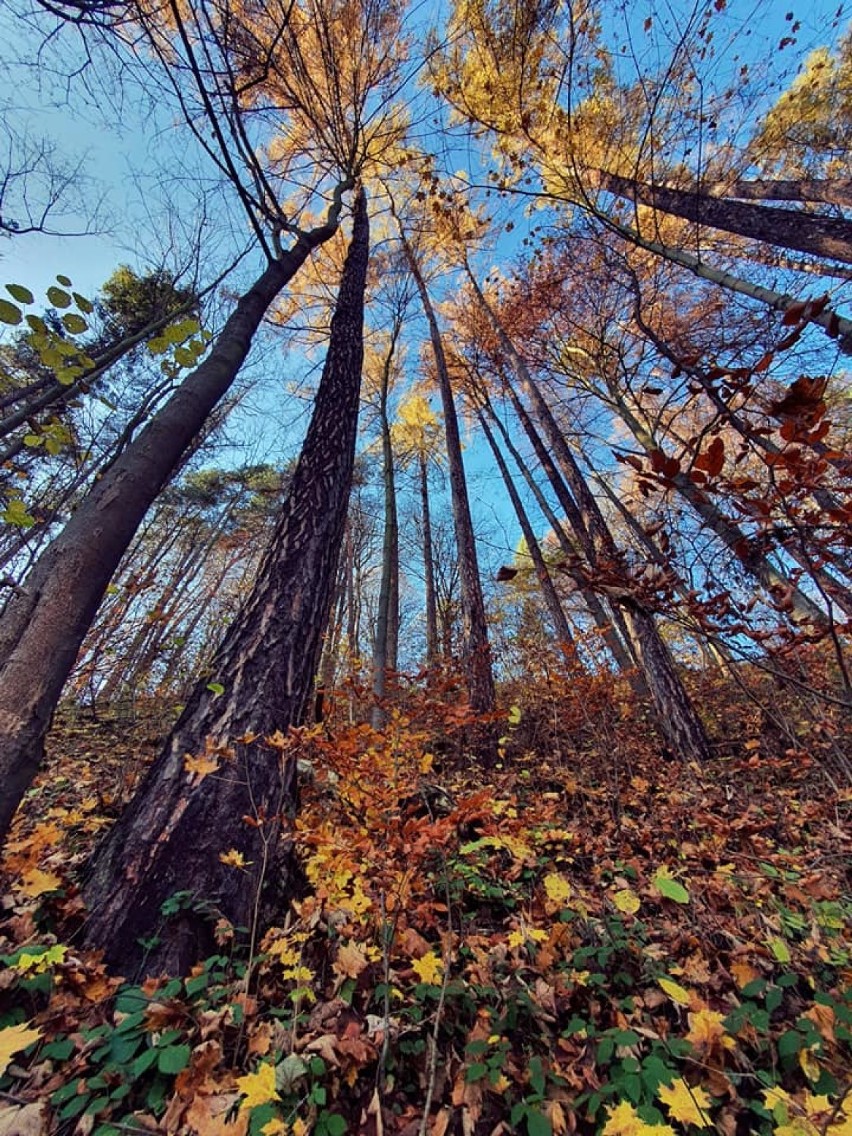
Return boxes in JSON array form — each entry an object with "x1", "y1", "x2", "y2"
[{"x1": 0, "y1": 668, "x2": 850, "y2": 1136}]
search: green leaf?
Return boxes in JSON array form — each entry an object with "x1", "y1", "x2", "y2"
[
  {"x1": 465, "y1": 1062, "x2": 489, "y2": 1083},
  {"x1": 0, "y1": 299, "x2": 22, "y2": 325},
  {"x1": 72, "y1": 292, "x2": 94, "y2": 314},
  {"x1": 131, "y1": 1047, "x2": 158, "y2": 1078},
  {"x1": 156, "y1": 1044, "x2": 191, "y2": 1075},
  {"x1": 207, "y1": 682, "x2": 225, "y2": 696},
  {"x1": 55, "y1": 275, "x2": 73, "y2": 287},
  {"x1": 62, "y1": 313, "x2": 88, "y2": 335},
  {"x1": 770, "y1": 937, "x2": 791, "y2": 964},
  {"x1": 46, "y1": 287, "x2": 72, "y2": 309},
  {"x1": 6, "y1": 284, "x2": 34, "y2": 305},
  {"x1": 777, "y1": 1030, "x2": 803, "y2": 1058},
  {"x1": 2, "y1": 498, "x2": 36, "y2": 528},
  {"x1": 507, "y1": 704, "x2": 522, "y2": 725},
  {"x1": 525, "y1": 1108, "x2": 552, "y2": 1136},
  {"x1": 652, "y1": 869, "x2": 690, "y2": 904}
]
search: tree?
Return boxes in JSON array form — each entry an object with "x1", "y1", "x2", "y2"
[
  {"x1": 83, "y1": 186, "x2": 370, "y2": 976},
  {"x1": 0, "y1": 0, "x2": 407, "y2": 841},
  {"x1": 390, "y1": 197, "x2": 497, "y2": 734},
  {"x1": 393, "y1": 392, "x2": 444, "y2": 666}
]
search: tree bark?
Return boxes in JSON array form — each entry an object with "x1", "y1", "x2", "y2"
[
  {"x1": 698, "y1": 178, "x2": 852, "y2": 209},
  {"x1": 83, "y1": 187, "x2": 370, "y2": 978},
  {"x1": 591, "y1": 168, "x2": 852, "y2": 266},
  {"x1": 0, "y1": 186, "x2": 351, "y2": 845}
]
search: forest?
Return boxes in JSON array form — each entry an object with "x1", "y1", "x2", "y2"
[{"x1": 0, "y1": 0, "x2": 850, "y2": 1132}]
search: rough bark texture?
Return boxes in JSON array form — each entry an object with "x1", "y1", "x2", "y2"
[
  {"x1": 396, "y1": 224, "x2": 496, "y2": 731},
  {"x1": 0, "y1": 251, "x2": 319, "y2": 842},
  {"x1": 82, "y1": 189, "x2": 370, "y2": 978},
  {"x1": 593, "y1": 169, "x2": 852, "y2": 266},
  {"x1": 699, "y1": 178, "x2": 852, "y2": 209}
]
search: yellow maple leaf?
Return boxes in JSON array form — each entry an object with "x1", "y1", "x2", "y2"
[
  {"x1": 612, "y1": 888, "x2": 641, "y2": 914},
  {"x1": 236, "y1": 1061, "x2": 278, "y2": 1111},
  {"x1": 0, "y1": 1022, "x2": 42, "y2": 1076},
  {"x1": 601, "y1": 1099, "x2": 675, "y2": 1135},
  {"x1": 543, "y1": 872, "x2": 572, "y2": 905},
  {"x1": 17, "y1": 867, "x2": 62, "y2": 897},
  {"x1": 686, "y1": 1009, "x2": 735, "y2": 1053},
  {"x1": 184, "y1": 751, "x2": 219, "y2": 779},
  {"x1": 657, "y1": 1078, "x2": 713, "y2": 1127},
  {"x1": 260, "y1": 1120, "x2": 287, "y2": 1135},
  {"x1": 219, "y1": 849, "x2": 247, "y2": 869},
  {"x1": 411, "y1": 951, "x2": 444, "y2": 985},
  {"x1": 291, "y1": 1120, "x2": 309, "y2": 1136}
]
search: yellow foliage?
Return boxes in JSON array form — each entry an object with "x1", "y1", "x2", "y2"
[
  {"x1": 657, "y1": 1078, "x2": 713, "y2": 1127},
  {"x1": 0, "y1": 1022, "x2": 42, "y2": 1077},
  {"x1": 236, "y1": 1061, "x2": 278, "y2": 1111},
  {"x1": 411, "y1": 951, "x2": 444, "y2": 984}
]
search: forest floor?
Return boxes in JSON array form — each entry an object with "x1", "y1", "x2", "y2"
[{"x1": 0, "y1": 665, "x2": 850, "y2": 1136}]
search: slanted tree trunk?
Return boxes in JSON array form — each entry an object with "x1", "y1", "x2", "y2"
[
  {"x1": 591, "y1": 168, "x2": 852, "y2": 265},
  {"x1": 475, "y1": 402, "x2": 580, "y2": 658},
  {"x1": 0, "y1": 189, "x2": 351, "y2": 844},
  {"x1": 468, "y1": 270, "x2": 712, "y2": 764},
  {"x1": 83, "y1": 188, "x2": 369, "y2": 978},
  {"x1": 678, "y1": 178, "x2": 852, "y2": 209},
  {"x1": 393, "y1": 216, "x2": 496, "y2": 734},
  {"x1": 495, "y1": 371, "x2": 641, "y2": 681}
]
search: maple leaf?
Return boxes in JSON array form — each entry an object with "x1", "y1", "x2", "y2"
[
  {"x1": 236, "y1": 1061, "x2": 278, "y2": 1111},
  {"x1": 686, "y1": 1009, "x2": 735, "y2": 1054},
  {"x1": 412, "y1": 951, "x2": 444, "y2": 984},
  {"x1": 602, "y1": 1099, "x2": 675, "y2": 1134},
  {"x1": 219, "y1": 848, "x2": 248, "y2": 869},
  {"x1": 658, "y1": 1078, "x2": 713, "y2": 1127},
  {"x1": 184, "y1": 752, "x2": 219, "y2": 779},
  {"x1": 0, "y1": 1022, "x2": 42, "y2": 1076},
  {"x1": 543, "y1": 872, "x2": 572, "y2": 905},
  {"x1": 17, "y1": 867, "x2": 62, "y2": 897},
  {"x1": 12, "y1": 944, "x2": 67, "y2": 973},
  {"x1": 334, "y1": 940, "x2": 369, "y2": 979},
  {"x1": 261, "y1": 1120, "x2": 288, "y2": 1135}
]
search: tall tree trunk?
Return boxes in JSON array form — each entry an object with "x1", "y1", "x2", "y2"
[
  {"x1": 419, "y1": 452, "x2": 440, "y2": 666},
  {"x1": 468, "y1": 270, "x2": 711, "y2": 764},
  {"x1": 475, "y1": 403, "x2": 580, "y2": 658},
  {"x1": 591, "y1": 168, "x2": 852, "y2": 265},
  {"x1": 687, "y1": 178, "x2": 852, "y2": 209},
  {"x1": 0, "y1": 190, "x2": 351, "y2": 844},
  {"x1": 371, "y1": 325, "x2": 401, "y2": 727},
  {"x1": 496, "y1": 372, "x2": 641, "y2": 680},
  {"x1": 394, "y1": 219, "x2": 496, "y2": 733},
  {"x1": 83, "y1": 187, "x2": 370, "y2": 978}
]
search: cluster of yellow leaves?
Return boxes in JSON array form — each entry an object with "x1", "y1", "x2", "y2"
[{"x1": 763, "y1": 1086, "x2": 852, "y2": 1136}]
